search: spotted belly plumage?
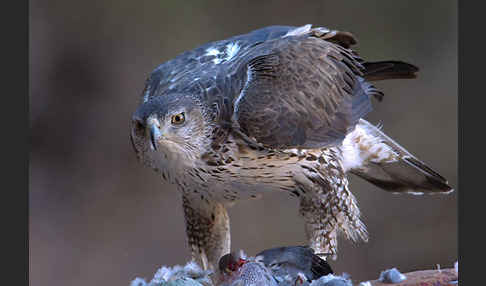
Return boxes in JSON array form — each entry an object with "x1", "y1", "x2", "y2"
[{"x1": 169, "y1": 131, "x2": 367, "y2": 261}]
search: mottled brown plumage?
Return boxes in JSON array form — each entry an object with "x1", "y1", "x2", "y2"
[
  {"x1": 130, "y1": 24, "x2": 452, "y2": 271},
  {"x1": 233, "y1": 28, "x2": 376, "y2": 149}
]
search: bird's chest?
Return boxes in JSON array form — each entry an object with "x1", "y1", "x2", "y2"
[
  {"x1": 176, "y1": 137, "x2": 345, "y2": 202},
  {"x1": 177, "y1": 143, "x2": 290, "y2": 201}
]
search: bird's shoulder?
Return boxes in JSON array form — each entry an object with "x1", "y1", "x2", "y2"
[
  {"x1": 141, "y1": 25, "x2": 358, "y2": 102},
  {"x1": 141, "y1": 26, "x2": 298, "y2": 99}
]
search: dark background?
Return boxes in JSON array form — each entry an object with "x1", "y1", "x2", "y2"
[{"x1": 29, "y1": 1, "x2": 457, "y2": 285}]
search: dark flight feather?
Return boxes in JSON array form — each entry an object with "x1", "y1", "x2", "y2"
[{"x1": 363, "y1": 61, "x2": 419, "y2": 81}]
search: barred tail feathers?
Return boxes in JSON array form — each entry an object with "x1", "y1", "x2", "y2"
[{"x1": 341, "y1": 119, "x2": 453, "y2": 194}]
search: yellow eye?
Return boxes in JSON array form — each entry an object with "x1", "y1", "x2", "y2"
[{"x1": 171, "y1": 112, "x2": 185, "y2": 125}]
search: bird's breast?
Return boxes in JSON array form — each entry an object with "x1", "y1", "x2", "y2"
[{"x1": 178, "y1": 136, "x2": 345, "y2": 202}]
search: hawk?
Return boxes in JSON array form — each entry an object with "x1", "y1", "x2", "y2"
[{"x1": 130, "y1": 24, "x2": 453, "y2": 271}]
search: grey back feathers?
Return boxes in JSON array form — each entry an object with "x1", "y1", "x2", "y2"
[{"x1": 256, "y1": 246, "x2": 333, "y2": 281}]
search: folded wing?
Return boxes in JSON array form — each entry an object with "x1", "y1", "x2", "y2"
[{"x1": 233, "y1": 27, "x2": 375, "y2": 149}]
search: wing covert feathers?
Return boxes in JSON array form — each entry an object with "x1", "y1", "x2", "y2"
[
  {"x1": 233, "y1": 24, "x2": 419, "y2": 149},
  {"x1": 342, "y1": 119, "x2": 453, "y2": 194},
  {"x1": 234, "y1": 28, "x2": 371, "y2": 149}
]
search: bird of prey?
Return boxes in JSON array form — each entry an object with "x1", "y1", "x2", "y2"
[{"x1": 130, "y1": 24, "x2": 453, "y2": 271}]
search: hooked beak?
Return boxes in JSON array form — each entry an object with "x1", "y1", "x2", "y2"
[{"x1": 148, "y1": 118, "x2": 162, "y2": 151}]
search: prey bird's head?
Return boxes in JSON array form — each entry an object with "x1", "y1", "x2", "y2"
[
  {"x1": 217, "y1": 251, "x2": 248, "y2": 285},
  {"x1": 130, "y1": 93, "x2": 214, "y2": 172},
  {"x1": 218, "y1": 252, "x2": 247, "y2": 275}
]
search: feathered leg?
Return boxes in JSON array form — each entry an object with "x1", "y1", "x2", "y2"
[
  {"x1": 299, "y1": 195, "x2": 339, "y2": 259},
  {"x1": 182, "y1": 194, "x2": 230, "y2": 271},
  {"x1": 297, "y1": 149, "x2": 368, "y2": 260}
]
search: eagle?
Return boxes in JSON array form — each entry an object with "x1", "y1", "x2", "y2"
[{"x1": 130, "y1": 24, "x2": 453, "y2": 271}]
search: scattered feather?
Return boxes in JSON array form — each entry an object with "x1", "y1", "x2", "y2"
[
  {"x1": 131, "y1": 262, "x2": 212, "y2": 286},
  {"x1": 163, "y1": 277, "x2": 205, "y2": 286},
  {"x1": 130, "y1": 277, "x2": 148, "y2": 286},
  {"x1": 378, "y1": 268, "x2": 406, "y2": 283},
  {"x1": 238, "y1": 249, "x2": 248, "y2": 260},
  {"x1": 310, "y1": 274, "x2": 353, "y2": 286}
]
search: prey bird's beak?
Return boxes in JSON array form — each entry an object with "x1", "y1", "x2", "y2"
[{"x1": 148, "y1": 118, "x2": 162, "y2": 151}]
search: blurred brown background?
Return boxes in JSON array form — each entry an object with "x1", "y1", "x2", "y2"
[{"x1": 29, "y1": 1, "x2": 457, "y2": 285}]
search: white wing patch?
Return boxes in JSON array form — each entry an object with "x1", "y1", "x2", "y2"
[
  {"x1": 204, "y1": 42, "x2": 240, "y2": 65},
  {"x1": 205, "y1": 47, "x2": 221, "y2": 56},
  {"x1": 205, "y1": 47, "x2": 223, "y2": 64},
  {"x1": 283, "y1": 24, "x2": 312, "y2": 37},
  {"x1": 224, "y1": 42, "x2": 240, "y2": 61}
]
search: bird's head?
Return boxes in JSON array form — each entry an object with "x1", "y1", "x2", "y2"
[
  {"x1": 218, "y1": 251, "x2": 248, "y2": 276},
  {"x1": 130, "y1": 93, "x2": 214, "y2": 172}
]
